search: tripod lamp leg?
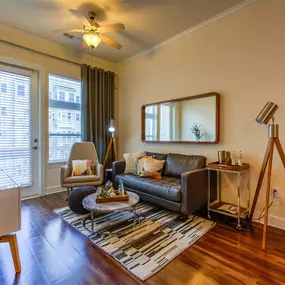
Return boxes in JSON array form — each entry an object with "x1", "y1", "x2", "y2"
[
  {"x1": 262, "y1": 139, "x2": 274, "y2": 250},
  {"x1": 249, "y1": 139, "x2": 271, "y2": 221},
  {"x1": 103, "y1": 138, "x2": 113, "y2": 168}
]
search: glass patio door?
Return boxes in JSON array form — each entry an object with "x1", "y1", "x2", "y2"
[{"x1": 0, "y1": 64, "x2": 39, "y2": 197}]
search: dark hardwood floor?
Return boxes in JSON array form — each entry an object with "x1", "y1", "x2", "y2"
[{"x1": 1, "y1": 192, "x2": 285, "y2": 285}]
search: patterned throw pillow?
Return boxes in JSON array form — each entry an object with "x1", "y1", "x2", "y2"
[
  {"x1": 72, "y1": 160, "x2": 92, "y2": 176},
  {"x1": 143, "y1": 158, "x2": 165, "y2": 173},
  {"x1": 123, "y1": 151, "x2": 146, "y2": 174},
  {"x1": 140, "y1": 171, "x2": 162, "y2": 179},
  {"x1": 134, "y1": 156, "x2": 152, "y2": 175}
]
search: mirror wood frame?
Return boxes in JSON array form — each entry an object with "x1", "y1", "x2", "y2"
[{"x1": 141, "y1": 92, "x2": 220, "y2": 144}]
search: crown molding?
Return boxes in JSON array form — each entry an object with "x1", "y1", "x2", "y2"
[{"x1": 120, "y1": 0, "x2": 265, "y2": 65}]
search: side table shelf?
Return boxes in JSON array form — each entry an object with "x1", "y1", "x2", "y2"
[{"x1": 207, "y1": 162, "x2": 250, "y2": 231}]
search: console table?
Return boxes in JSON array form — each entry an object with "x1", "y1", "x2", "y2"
[
  {"x1": 207, "y1": 162, "x2": 250, "y2": 231},
  {"x1": 0, "y1": 170, "x2": 21, "y2": 272}
]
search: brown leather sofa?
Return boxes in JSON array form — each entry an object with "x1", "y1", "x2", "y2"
[{"x1": 112, "y1": 152, "x2": 207, "y2": 215}]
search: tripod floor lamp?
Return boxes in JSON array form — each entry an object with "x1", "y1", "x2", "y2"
[
  {"x1": 103, "y1": 119, "x2": 118, "y2": 168},
  {"x1": 249, "y1": 102, "x2": 285, "y2": 250}
]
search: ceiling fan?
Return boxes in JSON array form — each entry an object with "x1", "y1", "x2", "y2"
[{"x1": 53, "y1": 9, "x2": 125, "y2": 50}]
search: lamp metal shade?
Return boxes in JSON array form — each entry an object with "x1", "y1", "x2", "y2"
[
  {"x1": 255, "y1": 101, "x2": 278, "y2": 125},
  {"x1": 109, "y1": 119, "x2": 115, "y2": 132}
]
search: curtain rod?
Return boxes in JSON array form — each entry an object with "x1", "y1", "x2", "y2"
[{"x1": 0, "y1": 38, "x2": 117, "y2": 75}]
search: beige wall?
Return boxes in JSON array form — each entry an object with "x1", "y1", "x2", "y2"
[
  {"x1": 0, "y1": 24, "x2": 118, "y2": 195},
  {"x1": 118, "y1": 0, "x2": 285, "y2": 228}
]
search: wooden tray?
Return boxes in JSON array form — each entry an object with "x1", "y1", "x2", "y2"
[
  {"x1": 96, "y1": 195, "x2": 129, "y2": 203},
  {"x1": 207, "y1": 161, "x2": 249, "y2": 172}
]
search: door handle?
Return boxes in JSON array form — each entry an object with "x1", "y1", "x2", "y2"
[{"x1": 31, "y1": 146, "x2": 38, "y2": 150}]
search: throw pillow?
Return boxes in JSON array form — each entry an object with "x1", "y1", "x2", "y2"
[
  {"x1": 86, "y1": 160, "x2": 92, "y2": 175},
  {"x1": 140, "y1": 171, "x2": 162, "y2": 179},
  {"x1": 123, "y1": 151, "x2": 146, "y2": 174},
  {"x1": 134, "y1": 156, "x2": 152, "y2": 175},
  {"x1": 143, "y1": 158, "x2": 165, "y2": 173},
  {"x1": 72, "y1": 160, "x2": 92, "y2": 176}
]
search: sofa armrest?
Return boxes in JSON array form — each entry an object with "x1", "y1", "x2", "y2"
[
  {"x1": 96, "y1": 163, "x2": 104, "y2": 183},
  {"x1": 60, "y1": 165, "x2": 70, "y2": 187},
  {"x1": 112, "y1": 160, "x2": 126, "y2": 184},
  {"x1": 180, "y1": 168, "x2": 207, "y2": 215}
]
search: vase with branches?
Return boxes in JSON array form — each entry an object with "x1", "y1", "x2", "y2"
[{"x1": 190, "y1": 123, "x2": 204, "y2": 141}]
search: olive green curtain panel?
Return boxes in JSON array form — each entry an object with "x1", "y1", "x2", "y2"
[{"x1": 81, "y1": 64, "x2": 115, "y2": 168}]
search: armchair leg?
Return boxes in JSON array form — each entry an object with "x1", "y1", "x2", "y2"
[
  {"x1": 66, "y1": 188, "x2": 70, "y2": 202},
  {"x1": 66, "y1": 187, "x2": 73, "y2": 201}
]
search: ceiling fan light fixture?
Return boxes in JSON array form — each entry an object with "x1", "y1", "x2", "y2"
[{"x1": 83, "y1": 33, "x2": 101, "y2": 48}]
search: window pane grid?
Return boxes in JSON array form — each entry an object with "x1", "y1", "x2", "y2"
[{"x1": 48, "y1": 75, "x2": 82, "y2": 163}]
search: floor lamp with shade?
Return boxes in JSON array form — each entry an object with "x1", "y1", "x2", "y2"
[
  {"x1": 103, "y1": 119, "x2": 118, "y2": 168},
  {"x1": 249, "y1": 102, "x2": 285, "y2": 250}
]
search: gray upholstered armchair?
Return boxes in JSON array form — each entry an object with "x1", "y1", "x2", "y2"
[{"x1": 60, "y1": 142, "x2": 104, "y2": 200}]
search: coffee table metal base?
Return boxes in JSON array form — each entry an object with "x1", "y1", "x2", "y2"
[{"x1": 83, "y1": 208, "x2": 141, "y2": 237}]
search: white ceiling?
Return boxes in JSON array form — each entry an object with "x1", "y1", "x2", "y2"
[{"x1": 0, "y1": 0, "x2": 246, "y2": 63}]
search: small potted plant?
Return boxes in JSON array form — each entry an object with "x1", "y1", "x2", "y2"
[{"x1": 190, "y1": 123, "x2": 204, "y2": 141}]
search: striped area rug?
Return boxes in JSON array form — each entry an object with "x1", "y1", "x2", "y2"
[{"x1": 54, "y1": 203, "x2": 215, "y2": 281}]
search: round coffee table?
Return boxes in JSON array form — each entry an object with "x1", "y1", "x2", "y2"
[{"x1": 82, "y1": 191, "x2": 140, "y2": 235}]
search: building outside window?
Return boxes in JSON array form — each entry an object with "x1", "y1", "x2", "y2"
[
  {"x1": 1, "y1": 83, "x2": 7, "y2": 93},
  {"x1": 69, "y1": 93, "x2": 74, "y2": 103},
  {"x1": 17, "y1": 85, "x2": 25, "y2": 96},
  {"x1": 48, "y1": 75, "x2": 82, "y2": 163},
  {"x1": 1, "y1": 107, "x2": 7, "y2": 116},
  {"x1": 59, "y1": 91, "x2": 65, "y2": 101}
]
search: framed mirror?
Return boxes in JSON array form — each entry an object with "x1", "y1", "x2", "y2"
[{"x1": 141, "y1": 92, "x2": 220, "y2": 144}]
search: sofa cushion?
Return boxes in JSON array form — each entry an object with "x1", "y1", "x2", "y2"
[
  {"x1": 64, "y1": 175, "x2": 100, "y2": 183},
  {"x1": 164, "y1": 153, "x2": 206, "y2": 178},
  {"x1": 146, "y1": 152, "x2": 167, "y2": 174},
  {"x1": 123, "y1": 151, "x2": 146, "y2": 174},
  {"x1": 116, "y1": 174, "x2": 181, "y2": 202}
]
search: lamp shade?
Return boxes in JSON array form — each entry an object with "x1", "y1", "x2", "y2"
[
  {"x1": 109, "y1": 119, "x2": 115, "y2": 133},
  {"x1": 256, "y1": 101, "x2": 279, "y2": 125},
  {"x1": 83, "y1": 33, "x2": 101, "y2": 48}
]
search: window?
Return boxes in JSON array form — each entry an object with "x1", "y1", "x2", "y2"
[
  {"x1": 69, "y1": 93, "x2": 74, "y2": 103},
  {"x1": 59, "y1": 91, "x2": 65, "y2": 101},
  {"x1": 145, "y1": 106, "x2": 157, "y2": 140},
  {"x1": 17, "y1": 85, "x2": 25, "y2": 96},
  {"x1": 0, "y1": 69, "x2": 33, "y2": 188},
  {"x1": 48, "y1": 75, "x2": 82, "y2": 163},
  {"x1": 1, "y1": 107, "x2": 7, "y2": 116},
  {"x1": 1, "y1": 83, "x2": 7, "y2": 93}
]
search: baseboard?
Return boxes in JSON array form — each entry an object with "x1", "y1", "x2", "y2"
[
  {"x1": 254, "y1": 211, "x2": 285, "y2": 230},
  {"x1": 44, "y1": 185, "x2": 66, "y2": 195},
  {"x1": 267, "y1": 215, "x2": 285, "y2": 230}
]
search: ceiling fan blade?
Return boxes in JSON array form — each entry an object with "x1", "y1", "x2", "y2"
[
  {"x1": 100, "y1": 35, "x2": 122, "y2": 49},
  {"x1": 53, "y1": 29, "x2": 86, "y2": 34},
  {"x1": 99, "y1": 23, "x2": 125, "y2": 33},
  {"x1": 83, "y1": 40, "x2": 89, "y2": 49},
  {"x1": 68, "y1": 9, "x2": 91, "y2": 27}
]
